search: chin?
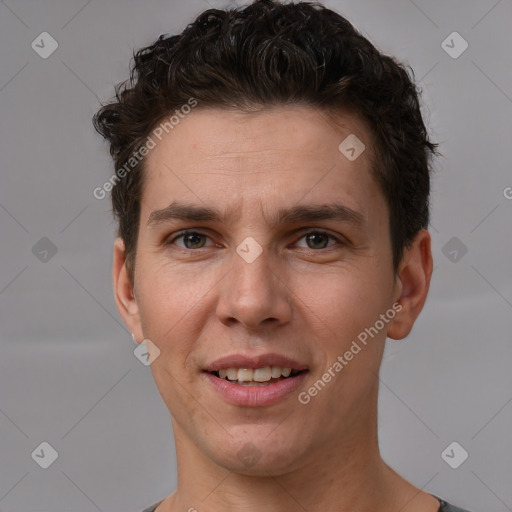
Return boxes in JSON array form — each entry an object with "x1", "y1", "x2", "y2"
[{"x1": 208, "y1": 429, "x2": 306, "y2": 476}]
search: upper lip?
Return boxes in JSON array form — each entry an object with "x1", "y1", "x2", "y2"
[{"x1": 204, "y1": 353, "x2": 309, "y2": 372}]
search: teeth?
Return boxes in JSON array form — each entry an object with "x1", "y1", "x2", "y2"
[
  {"x1": 237, "y1": 368, "x2": 253, "y2": 382},
  {"x1": 216, "y1": 366, "x2": 295, "y2": 383},
  {"x1": 253, "y1": 367, "x2": 272, "y2": 382},
  {"x1": 271, "y1": 366, "x2": 282, "y2": 378},
  {"x1": 226, "y1": 367, "x2": 238, "y2": 380}
]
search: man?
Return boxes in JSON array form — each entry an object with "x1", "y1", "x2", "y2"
[{"x1": 93, "y1": 1, "x2": 472, "y2": 511}]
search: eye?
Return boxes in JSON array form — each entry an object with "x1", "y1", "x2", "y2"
[
  {"x1": 166, "y1": 229, "x2": 343, "y2": 252},
  {"x1": 168, "y1": 230, "x2": 214, "y2": 250},
  {"x1": 294, "y1": 230, "x2": 341, "y2": 250}
]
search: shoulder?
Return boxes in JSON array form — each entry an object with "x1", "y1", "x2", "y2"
[
  {"x1": 141, "y1": 496, "x2": 474, "y2": 512},
  {"x1": 434, "y1": 495, "x2": 474, "y2": 512},
  {"x1": 140, "y1": 500, "x2": 164, "y2": 512}
]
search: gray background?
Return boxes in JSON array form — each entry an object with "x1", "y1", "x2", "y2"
[{"x1": 1, "y1": 0, "x2": 511, "y2": 511}]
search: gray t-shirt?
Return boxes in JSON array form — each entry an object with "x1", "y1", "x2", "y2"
[{"x1": 141, "y1": 495, "x2": 472, "y2": 511}]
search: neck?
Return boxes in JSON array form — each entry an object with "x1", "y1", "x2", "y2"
[{"x1": 161, "y1": 395, "x2": 438, "y2": 512}]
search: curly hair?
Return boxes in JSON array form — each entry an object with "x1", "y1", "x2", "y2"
[{"x1": 93, "y1": 0, "x2": 437, "y2": 283}]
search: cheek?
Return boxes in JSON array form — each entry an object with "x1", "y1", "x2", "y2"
[
  {"x1": 134, "y1": 261, "x2": 201, "y2": 351},
  {"x1": 299, "y1": 268, "x2": 390, "y2": 404},
  {"x1": 137, "y1": 267, "x2": 211, "y2": 417},
  {"x1": 297, "y1": 265, "x2": 390, "y2": 341}
]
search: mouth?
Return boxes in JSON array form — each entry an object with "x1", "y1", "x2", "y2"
[
  {"x1": 202, "y1": 354, "x2": 309, "y2": 407},
  {"x1": 207, "y1": 366, "x2": 306, "y2": 386}
]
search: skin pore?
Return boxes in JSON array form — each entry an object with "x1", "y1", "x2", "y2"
[{"x1": 112, "y1": 106, "x2": 436, "y2": 511}]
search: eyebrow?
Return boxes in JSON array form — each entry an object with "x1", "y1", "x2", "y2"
[{"x1": 147, "y1": 201, "x2": 365, "y2": 228}]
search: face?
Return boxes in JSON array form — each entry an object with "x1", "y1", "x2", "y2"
[{"x1": 113, "y1": 106, "x2": 431, "y2": 476}]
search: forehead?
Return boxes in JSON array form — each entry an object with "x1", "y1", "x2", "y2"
[
  {"x1": 141, "y1": 105, "x2": 382, "y2": 224},
  {"x1": 147, "y1": 105, "x2": 371, "y2": 166}
]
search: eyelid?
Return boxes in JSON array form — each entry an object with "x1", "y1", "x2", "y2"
[
  {"x1": 167, "y1": 229, "x2": 216, "y2": 248},
  {"x1": 166, "y1": 228, "x2": 346, "y2": 250},
  {"x1": 292, "y1": 229, "x2": 345, "y2": 248}
]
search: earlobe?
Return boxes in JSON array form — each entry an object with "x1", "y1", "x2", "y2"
[
  {"x1": 113, "y1": 238, "x2": 143, "y2": 340},
  {"x1": 387, "y1": 229, "x2": 433, "y2": 340}
]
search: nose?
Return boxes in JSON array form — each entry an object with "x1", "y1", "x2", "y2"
[{"x1": 215, "y1": 247, "x2": 293, "y2": 332}]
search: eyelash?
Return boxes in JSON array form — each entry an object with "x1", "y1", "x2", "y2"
[{"x1": 166, "y1": 229, "x2": 344, "y2": 251}]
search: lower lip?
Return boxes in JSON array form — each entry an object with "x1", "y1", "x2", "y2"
[{"x1": 203, "y1": 371, "x2": 308, "y2": 407}]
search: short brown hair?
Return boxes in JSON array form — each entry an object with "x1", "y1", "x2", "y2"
[{"x1": 93, "y1": 0, "x2": 437, "y2": 283}]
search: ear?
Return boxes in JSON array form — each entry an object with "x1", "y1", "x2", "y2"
[
  {"x1": 113, "y1": 237, "x2": 143, "y2": 342},
  {"x1": 387, "y1": 229, "x2": 433, "y2": 340}
]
